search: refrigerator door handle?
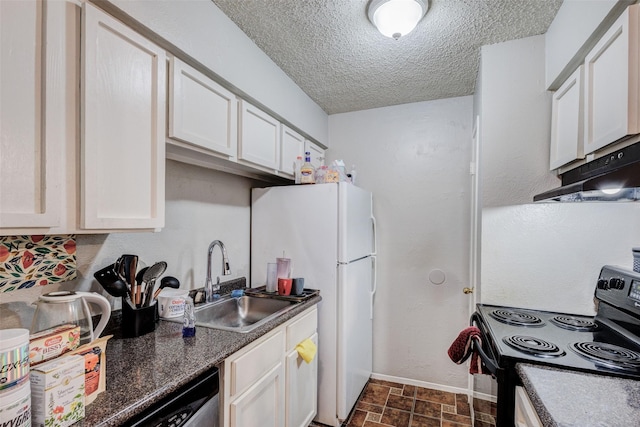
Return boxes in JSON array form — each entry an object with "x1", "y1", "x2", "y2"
[
  {"x1": 371, "y1": 215, "x2": 377, "y2": 256},
  {"x1": 370, "y1": 255, "x2": 377, "y2": 320}
]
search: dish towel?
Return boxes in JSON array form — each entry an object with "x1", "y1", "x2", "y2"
[
  {"x1": 447, "y1": 326, "x2": 487, "y2": 375},
  {"x1": 296, "y1": 338, "x2": 317, "y2": 364}
]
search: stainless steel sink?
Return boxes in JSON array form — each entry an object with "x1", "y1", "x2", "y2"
[{"x1": 193, "y1": 295, "x2": 296, "y2": 333}]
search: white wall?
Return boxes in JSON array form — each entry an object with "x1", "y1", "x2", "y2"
[
  {"x1": 477, "y1": 35, "x2": 560, "y2": 208},
  {"x1": 0, "y1": 160, "x2": 256, "y2": 325},
  {"x1": 482, "y1": 203, "x2": 640, "y2": 315},
  {"x1": 328, "y1": 96, "x2": 473, "y2": 389},
  {"x1": 105, "y1": 0, "x2": 328, "y2": 146}
]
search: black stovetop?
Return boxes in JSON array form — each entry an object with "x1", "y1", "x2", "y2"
[{"x1": 475, "y1": 303, "x2": 640, "y2": 380}]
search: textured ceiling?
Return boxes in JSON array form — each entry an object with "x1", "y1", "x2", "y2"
[{"x1": 212, "y1": 0, "x2": 563, "y2": 115}]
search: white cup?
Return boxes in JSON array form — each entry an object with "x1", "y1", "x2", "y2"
[{"x1": 158, "y1": 289, "x2": 189, "y2": 318}]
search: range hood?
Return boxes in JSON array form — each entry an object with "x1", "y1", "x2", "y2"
[{"x1": 534, "y1": 142, "x2": 640, "y2": 202}]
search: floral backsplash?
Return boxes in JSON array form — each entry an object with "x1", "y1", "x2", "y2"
[{"x1": 0, "y1": 235, "x2": 77, "y2": 293}]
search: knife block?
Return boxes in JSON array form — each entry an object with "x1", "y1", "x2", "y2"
[{"x1": 122, "y1": 299, "x2": 158, "y2": 338}]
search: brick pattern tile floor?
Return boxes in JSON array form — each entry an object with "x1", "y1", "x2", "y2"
[{"x1": 310, "y1": 379, "x2": 497, "y2": 427}]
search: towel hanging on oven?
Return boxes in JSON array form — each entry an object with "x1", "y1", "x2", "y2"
[{"x1": 447, "y1": 326, "x2": 489, "y2": 375}]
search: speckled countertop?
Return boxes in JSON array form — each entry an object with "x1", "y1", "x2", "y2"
[
  {"x1": 77, "y1": 287, "x2": 321, "y2": 426},
  {"x1": 516, "y1": 364, "x2": 640, "y2": 427}
]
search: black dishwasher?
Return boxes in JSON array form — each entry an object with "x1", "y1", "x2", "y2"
[{"x1": 127, "y1": 368, "x2": 219, "y2": 427}]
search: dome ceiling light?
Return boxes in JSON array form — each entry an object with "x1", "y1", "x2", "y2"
[{"x1": 367, "y1": 0, "x2": 429, "y2": 40}]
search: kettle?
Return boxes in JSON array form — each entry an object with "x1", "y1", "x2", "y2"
[{"x1": 31, "y1": 291, "x2": 111, "y2": 344}]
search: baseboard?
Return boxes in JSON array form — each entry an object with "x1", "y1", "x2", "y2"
[
  {"x1": 369, "y1": 372, "x2": 469, "y2": 396},
  {"x1": 472, "y1": 391, "x2": 497, "y2": 403},
  {"x1": 369, "y1": 372, "x2": 497, "y2": 404}
]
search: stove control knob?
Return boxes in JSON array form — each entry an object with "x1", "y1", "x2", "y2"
[
  {"x1": 597, "y1": 279, "x2": 609, "y2": 290},
  {"x1": 609, "y1": 277, "x2": 625, "y2": 290}
]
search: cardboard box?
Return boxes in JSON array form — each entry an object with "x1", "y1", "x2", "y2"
[
  {"x1": 29, "y1": 325, "x2": 81, "y2": 366},
  {"x1": 69, "y1": 335, "x2": 111, "y2": 405},
  {"x1": 30, "y1": 355, "x2": 85, "y2": 427}
]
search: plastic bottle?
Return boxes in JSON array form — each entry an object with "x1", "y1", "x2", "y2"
[
  {"x1": 294, "y1": 156, "x2": 303, "y2": 184},
  {"x1": 182, "y1": 297, "x2": 196, "y2": 337},
  {"x1": 300, "y1": 152, "x2": 315, "y2": 184}
]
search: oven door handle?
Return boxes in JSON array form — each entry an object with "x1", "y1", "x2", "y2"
[{"x1": 470, "y1": 312, "x2": 499, "y2": 375}]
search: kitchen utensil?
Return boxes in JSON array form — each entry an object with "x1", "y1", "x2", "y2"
[
  {"x1": 30, "y1": 291, "x2": 111, "y2": 345},
  {"x1": 94, "y1": 265, "x2": 129, "y2": 298},
  {"x1": 152, "y1": 276, "x2": 180, "y2": 302},
  {"x1": 142, "y1": 262, "x2": 167, "y2": 305},
  {"x1": 118, "y1": 254, "x2": 138, "y2": 303}
]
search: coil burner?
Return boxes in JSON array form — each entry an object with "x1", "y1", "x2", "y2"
[
  {"x1": 490, "y1": 309, "x2": 544, "y2": 327},
  {"x1": 502, "y1": 335, "x2": 566, "y2": 358},
  {"x1": 570, "y1": 342, "x2": 640, "y2": 371},
  {"x1": 550, "y1": 315, "x2": 597, "y2": 332}
]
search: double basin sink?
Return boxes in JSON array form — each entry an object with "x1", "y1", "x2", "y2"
[{"x1": 181, "y1": 295, "x2": 297, "y2": 333}]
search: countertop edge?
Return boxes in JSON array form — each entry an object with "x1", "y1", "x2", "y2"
[{"x1": 84, "y1": 295, "x2": 321, "y2": 426}]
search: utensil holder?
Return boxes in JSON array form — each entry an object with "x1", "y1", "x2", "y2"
[{"x1": 121, "y1": 299, "x2": 158, "y2": 338}]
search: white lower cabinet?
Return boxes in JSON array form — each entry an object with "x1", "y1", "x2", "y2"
[
  {"x1": 514, "y1": 386, "x2": 542, "y2": 427},
  {"x1": 223, "y1": 307, "x2": 318, "y2": 427}
]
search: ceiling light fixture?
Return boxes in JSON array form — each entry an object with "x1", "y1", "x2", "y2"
[{"x1": 367, "y1": 0, "x2": 428, "y2": 40}]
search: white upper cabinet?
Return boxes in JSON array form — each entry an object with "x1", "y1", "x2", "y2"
[
  {"x1": 238, "y1": 100, "x2": 281, "y2": 170},
  {"x1": 280, "y1": 126, "x2": 304, "y2": 178},
  {"x1": 549, "y1": 66, "x2": 585, "y2": 170},
  {"x1": 304, "y1": 140, "x2": 325, "y2": 169},
  {"x1": 0, "y1": 0, "x2": 62, "y2": 229},
  {"x1": 81, "y1": 2, "x2": 166, "y2": 229},
  {"x1": 584, "y1": 4, "x2": 639, "y2": 154},
  {"x1": 169, "y1": 57, "x2": 238, "y2": 158}
]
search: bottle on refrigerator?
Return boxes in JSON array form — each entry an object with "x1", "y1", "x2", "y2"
[
  {"x1": 300, "y1": 152, "x2": 315, "y2": 184},
  {"x1": 294, "y1": 156, "x2": 303, "y2": 184}
]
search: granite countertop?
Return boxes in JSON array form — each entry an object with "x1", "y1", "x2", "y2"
[
  {"x1": 516, "y1": 364, "x2": 640, "y2": 427},
  {"x1": 79, "y1": 292, "x2": 321, "y2": 426}
]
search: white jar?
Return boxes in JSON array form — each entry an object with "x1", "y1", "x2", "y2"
[
  {"x1": 0, "y1": 378, "x2": 31, "y2": 427},
  {"x1": 158, "y1": 289, "x2": 189, "y2": 319},
  {"x1": 0, "y1": 329, "x2": 30, "y2": 391}
]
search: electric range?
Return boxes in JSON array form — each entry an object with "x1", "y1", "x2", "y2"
[{"x1": 471, "y1": 265, "x2": 640, "y2": 426}]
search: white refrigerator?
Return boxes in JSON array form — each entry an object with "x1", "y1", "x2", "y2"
[{"x1": 251, "y1": 182, "x2": 377, "y2": 426}]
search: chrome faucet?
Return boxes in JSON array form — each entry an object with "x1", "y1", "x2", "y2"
[{"x1": 205, "y1": 240, "x2": 231, "y2": 302}]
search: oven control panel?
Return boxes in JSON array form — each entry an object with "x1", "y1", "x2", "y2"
[{"x1": 595, "y1": 265, "x2": 640, "y2": 314}]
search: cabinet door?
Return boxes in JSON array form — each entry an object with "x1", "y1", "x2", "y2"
[
  {"x1": 584, "y1": 5, "x2": 639, "y2": 154},
  {"x1": 549, "y1": 66, "x2": 584, "y2": 170},
  {"x1": 304, "y1": 140, "x2": 325, "y2": 169},
  {"x1": 280, "y1": 126, "x2": 304, "y2": 177},
  {"x1": 169, "y1": 57, "x2": 237, "y2": 157},
  {"x1": 238, "y1": 100, "x2": 280, "y2": 170},
  {"x1": 229, "y1": 363, "x2": 285, "y2": 427},
  {"x1": 81, "y1": 3, "x2": 165, "y2": 229},
  {"x1": 285, "y1": 333, "x2": 318, "y2": 427},
  {"x1": 0, "y1": 0, "x2": 61, "y2": 228}
]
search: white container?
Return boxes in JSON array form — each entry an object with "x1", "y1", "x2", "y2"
[
  {"x1": 0, "y1": 378, "x2": 31, "y2": 427},
  {"x1": 0, "y1": 328, "x2": 30, "y2": 391},
  {"x1": 158, "y1": 289, "x2": 189, "y2": 319}
]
